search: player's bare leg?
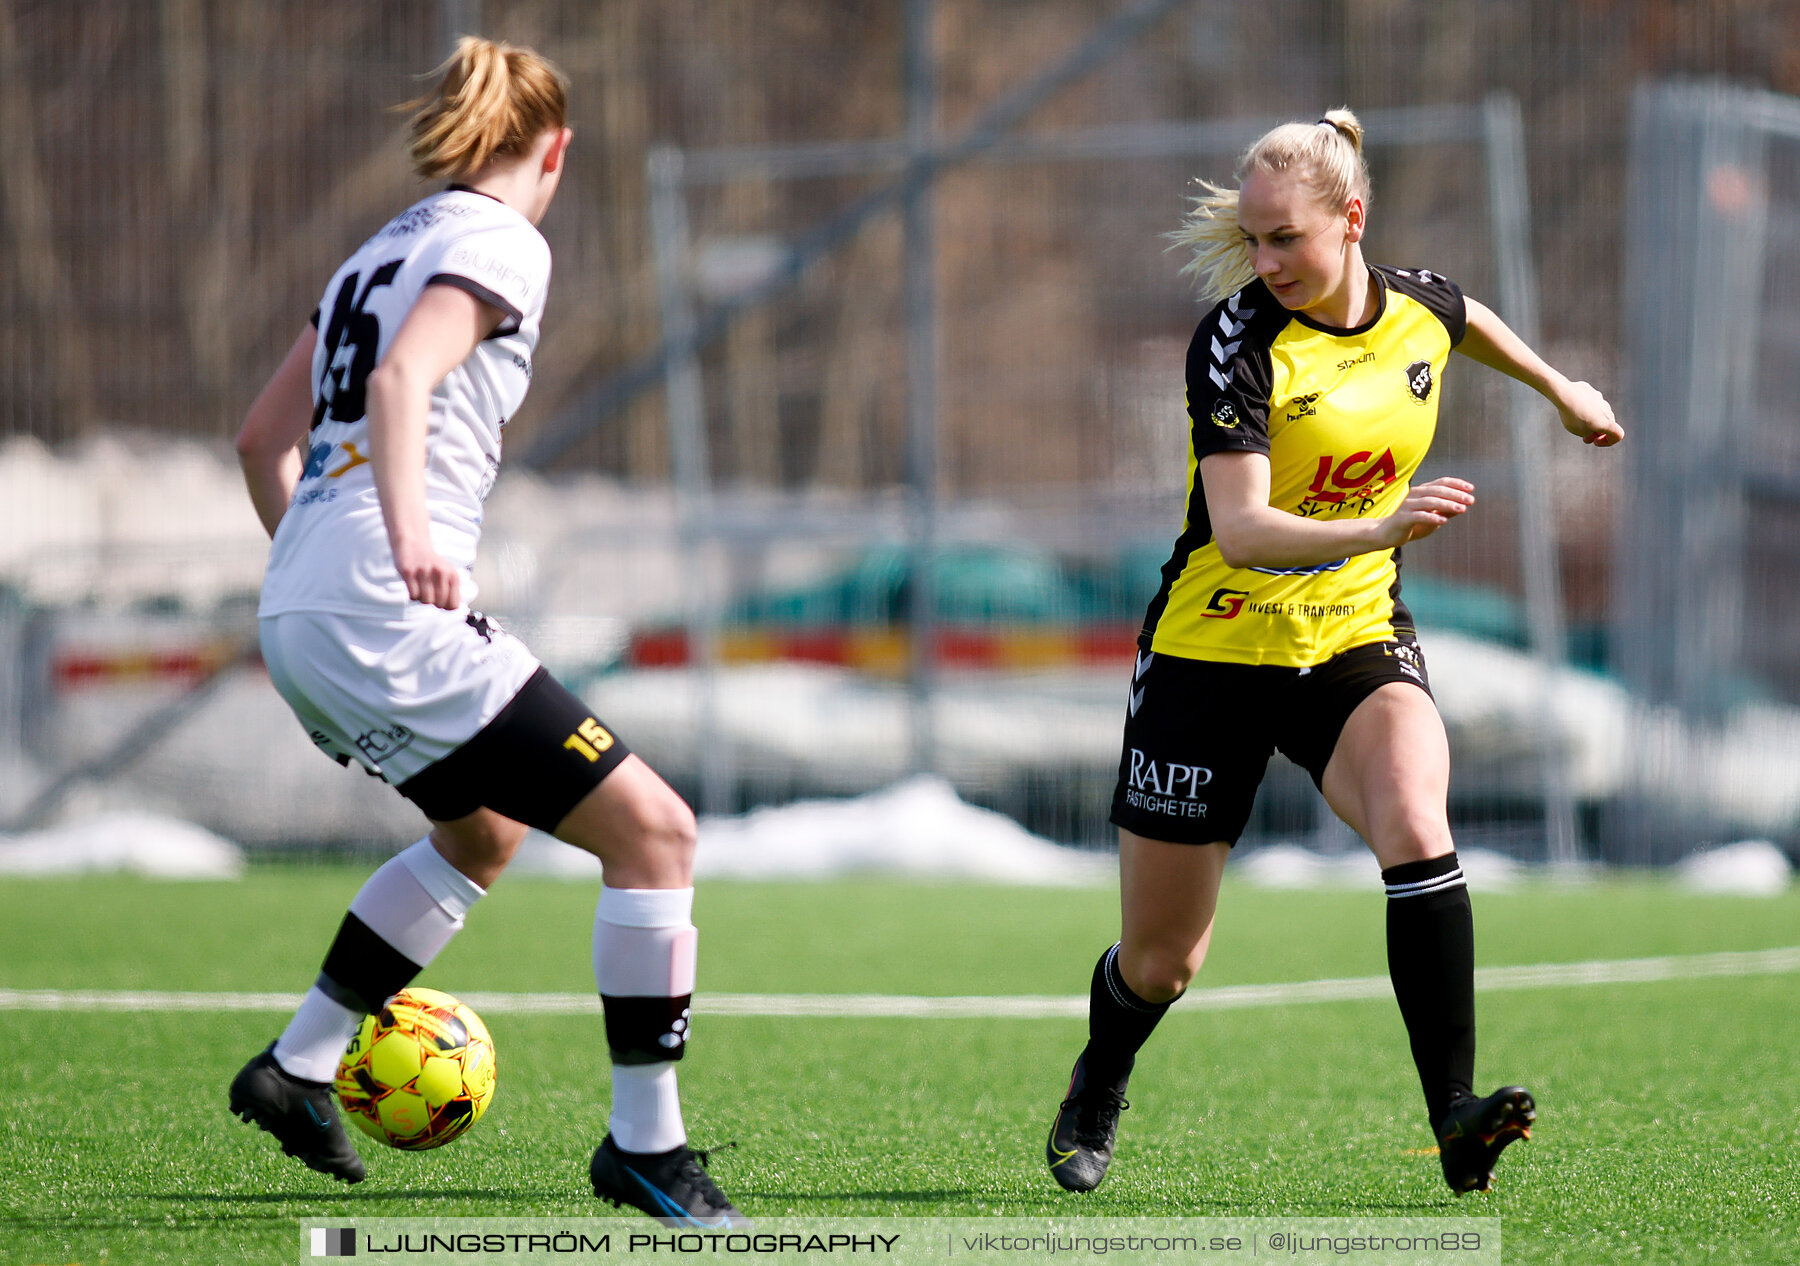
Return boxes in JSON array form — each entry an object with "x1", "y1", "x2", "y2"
[
  {"x1": 429, "y1": 808, "x2": 530, "y2": 888},
  {"x1": 1117, "y1": 832, "x2": 1230, "y2": 1002}
]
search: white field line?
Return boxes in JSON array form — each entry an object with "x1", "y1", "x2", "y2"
[{"x1": 1, "y1": 946, "x2": 1795, "y2": 1019}]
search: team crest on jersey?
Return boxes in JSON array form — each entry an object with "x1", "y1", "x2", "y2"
[
  {"x1": 1210, "y1": 401, "x2": 1240, "y2": 429},
  {"x1": 1405, "y1": 360, "x2": 1435, "y2": 403}
]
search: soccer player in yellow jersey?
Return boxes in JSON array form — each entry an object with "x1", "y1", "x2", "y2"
[{"x1": 1044, "y1": 109, "x2": 1622, "y2": 1196}]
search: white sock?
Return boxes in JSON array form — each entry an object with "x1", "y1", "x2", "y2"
[
  {"x1": 271, "y1": 986, "x2": 362, "y2": 1083},
  {"x1": 594, "y1": 886, "x2": 697, "y2": 1154},
  {"x1": 273, "y1": 836, "x2": 485, "y2": 1082},
  {"x1": 610, "y1": 1063, "x2": 686, "y2": 1154},
  {"x1": 350, "y1": 834, "x2": 486, "y2": 962}
]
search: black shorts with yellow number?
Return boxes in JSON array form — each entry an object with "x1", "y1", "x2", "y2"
[
  {"x1": 398, "y1": 666, "x2": 631, "y2": 832},
  {"x1": 1108, "y1": 638, "x2": 1432, "y2": 846}
]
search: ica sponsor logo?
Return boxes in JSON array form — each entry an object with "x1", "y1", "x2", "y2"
[{"x1": 1299, "y1": 448, "x2": 1398, "y2": 513}]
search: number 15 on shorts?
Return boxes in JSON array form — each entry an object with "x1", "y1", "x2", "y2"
[{"x1": 564, "y1": 718, "x2": 615, "y2": 762}]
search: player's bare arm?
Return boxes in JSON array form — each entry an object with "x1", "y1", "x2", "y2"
[
  {"x1": 1457, "y1": 297, "x2": 1623, "y2": 446},
  {"x1": 1200, "y1": 450, "x2": 1475, "y2": 569},
  {"x1": 235, "y1": 326, "x2": 317, "y2": 537},
  {"x1": 363, "y1": 283, "x2": 502, "y2": 611}
]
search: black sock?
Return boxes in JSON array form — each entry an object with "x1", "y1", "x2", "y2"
[
  {"x1": 1080, "y1": 942, "x2": 1176, "y2": 1090},
  {"x1": 319, "y1": 911, "x2": 425, "y2": 1013},
  {"x1": 1383, "y1": 853, "x2": 1476, "y2": 1130}
]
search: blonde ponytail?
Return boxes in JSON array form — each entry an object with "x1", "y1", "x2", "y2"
[
  {"x1": 1167, "y1": 106, "x2": 1373, "y2": 304},
  {"x1": 1167, "y1": 180, "x2": 1258, "y2": 304},
  {"x1": 404, "y1": 36, "x2": 568, "y2": 181}
]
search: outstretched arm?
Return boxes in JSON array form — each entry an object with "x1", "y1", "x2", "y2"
[{"x1": 1458, "y1": 298, "x2": 1623, "y2": 447}]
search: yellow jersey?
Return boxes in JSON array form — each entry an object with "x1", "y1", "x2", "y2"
[{"x1": 1142, "y1": 265, "x2": 1465, "y2": 667}]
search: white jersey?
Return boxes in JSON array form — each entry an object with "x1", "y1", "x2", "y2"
[{"x1": 258, "y1": 187, "x2": 551, "y2": 618}]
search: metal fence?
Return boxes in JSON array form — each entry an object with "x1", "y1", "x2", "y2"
[
  {"x1": 1613, "y1": 80, "x2": 1800, "y2": 861},
  {"x1": 624, "y1": 94, "x2": 1579, "y2": 852}
]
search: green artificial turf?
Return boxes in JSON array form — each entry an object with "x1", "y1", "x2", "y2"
[{"x1": 1, "y1": 867, "x2": 1796, "y2": 1264}]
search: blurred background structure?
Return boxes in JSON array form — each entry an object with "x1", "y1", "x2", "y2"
[{"x1": 4, "y1": 0, "x2": 1800, "y2": 867}]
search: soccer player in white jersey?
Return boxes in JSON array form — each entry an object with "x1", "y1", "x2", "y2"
[{"x1": 228, "y1": 38, "x2": 743, "y2": 1227}]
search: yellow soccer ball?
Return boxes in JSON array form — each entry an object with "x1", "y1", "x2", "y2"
[{"x1": 335, "y1": 987, "x2": 496, "y2": 1150}]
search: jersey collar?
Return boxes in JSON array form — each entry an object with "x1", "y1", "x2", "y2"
[
  {"x1": 445, "y1": 182, "x2": 508, "y2": 206},
  {"x1": 1289, "y1": 265, "x2": 1387, "y2": 338}
]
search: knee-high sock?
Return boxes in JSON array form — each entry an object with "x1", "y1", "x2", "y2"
[
  {"x1": 594, "y1": 886, "x2": 697, "y2": 1154},
  {"x1": 1080, "y1": 942, "x2": 1176, "y2": 1090},
  {"x1": 273, "y1": 836, "x2": 484, "y2": 1082},
  {"x1": 1384, "y1": 852, "x2": 1476, "y2": 1130}
]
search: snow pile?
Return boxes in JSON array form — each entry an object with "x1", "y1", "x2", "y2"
[
  {"x1": 0, "y1": 812, "x2": 245, "y2": 879},
  {"x1": 1676, "y1": 840, "x2": 1793, "y2": 896},
  {"x1": 1425, "y1": 630, "x2": 1800, "y2": 835},
  {"x1": 695, "y1": 776, "x2": 1109, "y2": 884},
  {"x1": 1236, "y1": 843, "x2": 1522, "y2": 892},
  {"x1": 509, "y1": 775, "x2": 1110, "y2": 886}
]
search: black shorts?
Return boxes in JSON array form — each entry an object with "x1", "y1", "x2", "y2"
[
  {"x1": 1108, "y1": 638, "x2": 1432, "y2": 846},
  {"x1": 397, "y1": 666, "x2": 632, "y2": 832}
]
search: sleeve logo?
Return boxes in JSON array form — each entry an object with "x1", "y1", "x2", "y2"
[
  {"x1": 1210, "y1": 401, "x2": 1240, "y2": 429},
  {"x1": 1406, "y1": 360, "x2": 1435, "y2": 403},
  {"x1": 447, "y1": 247, "x2": 532, "y2": 301}
]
